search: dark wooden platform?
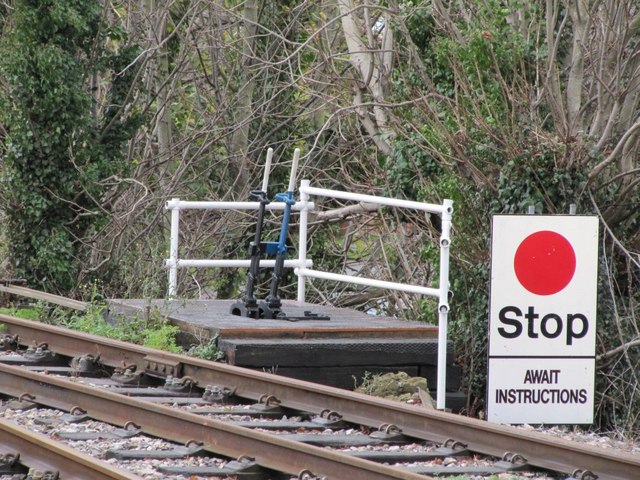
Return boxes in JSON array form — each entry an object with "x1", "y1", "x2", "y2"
[
  {"x1": 108, "y1": 299, "x2": 463, "y2": 407},
  {"x1": 108, "y1": 299, "x2": 438, "y2": 340}
]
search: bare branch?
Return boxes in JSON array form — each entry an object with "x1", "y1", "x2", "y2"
[{"x1": 314, "y1": 202, "x2": 379, "y2": 222}]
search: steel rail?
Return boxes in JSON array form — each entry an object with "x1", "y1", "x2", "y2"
[
  {"x1": 0, "y1": 362, "x2": 427, "y2": 480},
  {"x1": 0, "y1": 285, "x2": 87, "y2": 310},
  {"x1": 2, "y1": 314, "x2": 639, "y2": 479},
  {"x1": 0, "y1": 417, "x2": 141, "y2": 480}
]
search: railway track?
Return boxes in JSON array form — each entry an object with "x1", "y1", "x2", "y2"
[
  {"x1": 0, "y1": 312, "x2": 638, "y2": 479},
  {"x1": 0, "y1": 416, "x2": 140, "y2": 479}
]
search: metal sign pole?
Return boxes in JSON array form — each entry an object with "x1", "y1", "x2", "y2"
[{"x1": 436, "y1": 199, "x2": 453, "y2": 410}]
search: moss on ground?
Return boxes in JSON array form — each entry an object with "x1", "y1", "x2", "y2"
[{"x1": 355, "y1": 371, "x2": 428, "y2": 402}]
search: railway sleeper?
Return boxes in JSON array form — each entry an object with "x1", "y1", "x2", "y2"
[
  {"x1": 113, "y1": 386, "x2": 200, "y2": 397},
  {"x1": 34, "y1": 407, "x2": 89, "y2": 426},
  {"x1": 162, "y1": 374, "x2": 198, "y2": 393},
  {"x1": 22, "y1": 365, "x2": 102, "y2": 378},
  {"x1": 248, "y1": 395, "x2": 286, "y2": 416},
  {"x1": 404, "y1": 464, "x2": 529, "y2": 476},
  {"x1": 369, "y1": 423, "x2": 407, "y2": 442},
  {"x1": 136, "y1": 395, "x2": 213, "y2": 404},
  {"x1": 111, "y1": 367, "x2": 157, "y2": 386},
  {"x1": 403, "y1": 450, "x2": 533, "y2": 477},
  {"x1": 310, "y1": 409, "x2": 345, "y2": 428},
  {"x1": 105, "y1": 440, "x2": 209, "y2": 460},
  {"x1": 0, "y1": 452, "x2": 26, "y2": 476},
  {"x1": 569, "y1": 469, "x2": 598, "y2": 480},
  {"x1": 157, "y1": 455, "x2": 284, "y2": 480},
  {"x1": 277, "y1": 431, "x2": 405, "y2": 447},
  {"x1": 0, "y1": 334, "x2": 19, "y2": 351},
  {"x1": 20, "y1": 470, "x2": 60, "y2": 480},
  {"x1": 69, "y1": 354, "x2": 102, "y2": 375},
  {"x1": 346, "y1": 448, "x2": 470, "y2": 463},
  {"x1": 0, "y1": 394, "x2": 37, "y2": 413},
  {"x1": 0, "y1": 344, "x2": 65, "y2": 367},
  {"x1": 189, "y1": 405, "x2": 305, "y2": 418},
  {"x1": 231, "y1": 419, "x2": 345, "y2": 430},
  {"x1": 55, "y1": 422, "x2": 142, "y2": 441},
  {"x1": 202, "y1": 384, "x2": 237, "y2": 403},
  {"x1": 0, "y1": 453, "x2": 58, "y2": 480}
]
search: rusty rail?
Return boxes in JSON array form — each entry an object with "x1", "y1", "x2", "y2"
[
  {"x1": 0, "y1": 285, "x2": 87, "y2": 311},
  {"x1": 0, "y1": 362, "x2": 426, "y2": 480},
  {"x1": 0, "y1": 417, "x2": 141, "y2": 480},
  {"x1": 2, "y1": 313, "x2": 640, "y2": 480}
]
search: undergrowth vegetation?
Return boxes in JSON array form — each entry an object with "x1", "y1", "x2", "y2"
[
  {"x1": 187, "y1": 335, "x2": 225, "y2": 362},
  {"x1": 389, "y1": 2, "x2": 640, "y2": 437},
  {"x1": 3, "y1": 302, "x2": 182, "y2": 353},
  {"x1": 1, "y1": 299, "x2": 226, "y2": 361}
]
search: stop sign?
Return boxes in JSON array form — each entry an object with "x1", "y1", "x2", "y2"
[{"x1": 487, "y1": 215, "x2": 599, "y2": 424}]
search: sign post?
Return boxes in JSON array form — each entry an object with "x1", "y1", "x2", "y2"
[{"x1": 487, "y1": 215, "x2": 599, "y2": 424}]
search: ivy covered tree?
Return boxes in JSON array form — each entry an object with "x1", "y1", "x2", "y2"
[
  {"x1": 386, "y1": 0, "x2": 640, "y2": 432},
  {"x1": 0, "y1": 0, "x2": 142, "y2": 293}
]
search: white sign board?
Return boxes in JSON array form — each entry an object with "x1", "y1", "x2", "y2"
[{"x1": 487, "y1": 215, "x2": 598, "y2": 424}]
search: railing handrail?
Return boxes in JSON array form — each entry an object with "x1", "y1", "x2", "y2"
[
  {"x1": 164, "y1": 181, "x2": 453, "y2": 410},
  {"x1": 300, "y1": 184, "x2": 446, "y2": 214},
  {"x1": 165, "y1": 199, "x2": 314, "y2": 211},
  {"x1": 164, "y1": 198, "x2": 315, "y2": 299}
]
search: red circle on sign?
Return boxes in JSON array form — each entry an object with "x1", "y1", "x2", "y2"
[{"x1": 514, "y1": 230, "x2": 576, "y2": 295}]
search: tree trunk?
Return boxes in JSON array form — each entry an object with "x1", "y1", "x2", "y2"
[{"x1": 228, "y1": 0, "x2": 259, "y2": 194}]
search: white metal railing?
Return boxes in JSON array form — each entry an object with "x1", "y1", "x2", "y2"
[
  {"x1": 165, "y1": 183, "x2": 453, "y2": 410},
  {"x1": 296, "y1": 181, "x2": 453, "y2": 410},
  {"x1": 165, "y1": 198, "x2": 315, "y2": 297}
]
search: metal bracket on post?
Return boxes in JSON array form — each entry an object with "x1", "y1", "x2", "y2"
[
  {"x1": 257, "y1": 152, "x2": 330, "y2": 322},
  {"x1": 230, "y1": 148, "x2": 273, "y2": 319},
  {"x1": 260, "y1": 148, "x2": 300, "y2": 318}
]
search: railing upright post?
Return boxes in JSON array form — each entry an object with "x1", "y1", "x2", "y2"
[
  {"x1": 168, "y1": 198, "x2": 180, "y2": 296},
  {"x1": 297, "y1": 180, "x2": 310, "y2": 302},
  {"x1": 436, "y1": 199, "x2": 453, "y2": 410}
]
